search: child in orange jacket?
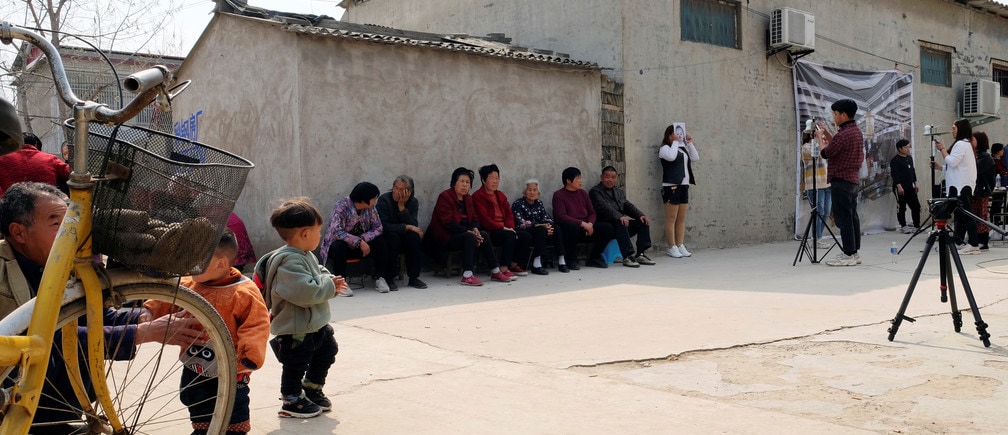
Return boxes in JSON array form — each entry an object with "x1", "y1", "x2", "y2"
[{"x1": 144, "y1": 229, "x2": 270, "y2": 434}]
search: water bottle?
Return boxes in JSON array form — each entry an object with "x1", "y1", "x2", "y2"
[
  {"x1": 997, "y1": 174, "x2": 1002, "y2": 189},
  {"x1": 891, "y1": 242, "x2": 898, "y2": 263}
]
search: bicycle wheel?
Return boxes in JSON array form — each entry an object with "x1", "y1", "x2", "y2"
[{"x1": 34, "y1": 283, "x2": 237, "y2": 434}]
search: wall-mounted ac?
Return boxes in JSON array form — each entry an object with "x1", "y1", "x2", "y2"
[
  {"x1": 963, "y1": 80, "x2": 1001, "y2": 117},
  {"x1": 770, "y1": 8, "x2": 815, "y2": 52}
]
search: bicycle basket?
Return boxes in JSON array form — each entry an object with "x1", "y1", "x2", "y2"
[{"x1": 66, "y1": 120, "x2": 254, "y2": 277}]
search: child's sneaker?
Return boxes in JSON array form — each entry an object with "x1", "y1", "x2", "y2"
[
  {"x1": 279, "y1": 395, "x2": 323, "y2": 418},
  {"x1": 302, "y1": 384, "x2": 332, "y2": 411}
]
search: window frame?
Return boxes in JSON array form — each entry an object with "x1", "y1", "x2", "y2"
[
  {"x1": 680, "y1": 0, "x2": 742, "y2": 50},
  {"x1": 992, "y1": 59, "x2": 1008, "y2": 98},
  {"x1": 919, "y1": 41, "x2": 953, "y2": 88}
]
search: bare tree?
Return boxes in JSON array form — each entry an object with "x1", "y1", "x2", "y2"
[{"x1": 1, "y1": 0, "x2": 178, "y2": 149}]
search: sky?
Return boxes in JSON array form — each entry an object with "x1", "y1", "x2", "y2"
[{"x1": 172, "y1": 0, "x2": 345, "y2": 56}]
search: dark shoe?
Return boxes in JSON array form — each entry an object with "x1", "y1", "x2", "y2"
[
  {"x1": 567, "y1": 262, "x2": 580, "y2": 271},
  {"x1": 530, "y1": 266, "x2": 549, "y2": 275},
  {"x1": 303, "y1": 384, "x2": 332, "y2": 411},
  {"x1": 586, "y1": 257, "x2": 608, "y2": 268},
  {"x1": 408, "y1": 277, "x2": 428, "y2": 289},
  {"x1": 279, "y1": 395, "x2": 323, "y2": 418},
  {"x1": 558, "y1": 264, "x2": 570, "y2": 273},
  {"x1": 386, "y1": 278, "x2": 399, "y2": 291}
]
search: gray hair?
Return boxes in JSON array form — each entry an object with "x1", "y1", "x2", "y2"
[
  {"x1": 393, "y1": 175, "x2": 415, "y2": 193},
  {"x1": 0, "y1": 182, "x2": 66, "y2": 237},
  {"x1": 524, "y1": 178, "x2": 540, "y2": 188}
]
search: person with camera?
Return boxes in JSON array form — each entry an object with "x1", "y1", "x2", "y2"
[
  {"x1": 933, "y1": 119, "x2": 980, "y2": 255},
  {"x1": 817, "y1": 99, "x2": 865, "y2": 267}
]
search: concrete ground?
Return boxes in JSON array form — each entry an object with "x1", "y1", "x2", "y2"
[{"x1": 247, "y1": 230, "x2": 1008, "y2": 434}]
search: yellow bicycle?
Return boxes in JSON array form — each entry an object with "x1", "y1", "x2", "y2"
[{"x1": 0, "y1": 23, "x2": 253, "y2": 434}]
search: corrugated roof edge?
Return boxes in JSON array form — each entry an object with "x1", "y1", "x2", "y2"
[
  {"x1": 216, "y1": 6, "x2": 599, "y2": 70},
  {"x1": 286, "y1": 24, "x2": 599, "y2": 69}
]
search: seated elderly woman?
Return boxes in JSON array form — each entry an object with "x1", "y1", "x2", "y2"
[
  {"x1": 423, "y1": 167, "x2": 508, "y2": 286},
  {"x1": 320, "y1": 181, "x2": 394, "y2": 293},
  {"x1": 471, "y1": 164, "x2": 531, "y2": 280},
  {"x1": 511, "y1": 178, "x2": 569, "y2": 274}
]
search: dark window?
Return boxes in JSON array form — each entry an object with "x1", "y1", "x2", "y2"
[
  {"x1": 920, "y1": 46, "x2": 951, "y2": 87},
  {"x1": 993, "y1": 62, "x2": 1008, "y2": 97},
  {"x1": 681, "y1": 0, "x2": 741, "y2": 49}
]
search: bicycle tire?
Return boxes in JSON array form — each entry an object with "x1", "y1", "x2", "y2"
[{"x1": 31, "y1": 283, "x2": 237, "y2": 434}]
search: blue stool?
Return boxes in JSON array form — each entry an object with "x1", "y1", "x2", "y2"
[{"x1": 601, "y1": 239, "x2": 622, "y2": 264}]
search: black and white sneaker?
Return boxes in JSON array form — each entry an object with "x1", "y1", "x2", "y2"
[
  {"x1": 279, "y1": 395, "x2": 323, "y2": 418},
  {"x1": 303, "y1": 385, "x2": 332, "y2": 411}
]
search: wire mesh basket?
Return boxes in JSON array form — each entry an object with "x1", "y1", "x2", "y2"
[{"x1": 66, "y1": 120, "x2": 254, "y2": 277}]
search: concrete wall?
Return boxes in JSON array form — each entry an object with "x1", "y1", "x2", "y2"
[
  {"x1": 173, "y1": 14, "x2": 602, "y2": 254},
  {"x1": 345, "y1": 0, "x2": 1008, "y2": 249}
]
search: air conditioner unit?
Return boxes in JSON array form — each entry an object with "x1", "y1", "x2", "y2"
[
  {"x1": 770, "y1": 8, "x2": 815, "y2": 51},
  {"x1": 963, "y1": 80, "x2": 1001, "y2": 117}
]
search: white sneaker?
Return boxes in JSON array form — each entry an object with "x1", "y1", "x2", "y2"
[
  {"x1": 375, "y1": 277, "x2": 390, "y2": 293},
  {"x1": 958, "y1": 245, "x2": 981, "y2": 255},
  {"x1": 853, "y1": 252, "x2": 862, "y2": 264},
  {"x1": 677, "y1": 245, "x2": 692, "y2": 257},
  {"x1": 666, "y1": 246, "x2": 683, "y2": 258},
  {"x1": 825, "y1": 253, "x2": 858, "y2": 266},
  {"x1": 815, "y1": 239, "x2": 833, "y2": 249}
]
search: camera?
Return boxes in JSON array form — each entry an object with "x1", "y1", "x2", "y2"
[{"x1": 928, "y1": 197, "x2": 958, "y2": 220}]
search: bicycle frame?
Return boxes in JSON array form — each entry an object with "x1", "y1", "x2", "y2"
[{"x1": 0, "y1": 22, "x2": 187, "y2": 434}]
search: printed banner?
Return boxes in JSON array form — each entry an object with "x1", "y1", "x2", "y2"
[{"x1": 793, "y1": 61, "x2": 914, "y2": 238}]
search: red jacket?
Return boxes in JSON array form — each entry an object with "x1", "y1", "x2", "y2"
[
  {"x1": 471, "y1": 187, "x2": 515, "y2": 231},
  {"x1": 425, "y1": 188, "x2": 480, "y2": 246}
]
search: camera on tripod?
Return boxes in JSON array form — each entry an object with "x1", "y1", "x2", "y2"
[{"x1": 928, "y1": 197, "x2": 958, "y2": 220}]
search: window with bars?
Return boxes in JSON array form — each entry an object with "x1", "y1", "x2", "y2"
[
  {"x1": 920, "y1": 46, "x2": 951, "y2": 87},
  {"x1": 993, "y1": 61, "x2": 1008, "y2": 97},
  {"x1": 681, "y1": 0, "x2": 741, "y2": 49}
]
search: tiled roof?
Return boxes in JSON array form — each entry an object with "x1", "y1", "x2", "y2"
[{"x1": 216, "y1": 3, "x2": 598, "y2": 69}]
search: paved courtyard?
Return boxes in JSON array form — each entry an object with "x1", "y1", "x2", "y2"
[{"x1": 247, "y1": 230, "x2": 1008, "y2": 434}]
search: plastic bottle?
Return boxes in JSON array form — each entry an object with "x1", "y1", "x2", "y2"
[
  {"x1": 891, "y1": 242, "x2": 898, "y2": 263},
  {"x1": 997, "y1": 174, "x2": 1002, "y2": 189}
]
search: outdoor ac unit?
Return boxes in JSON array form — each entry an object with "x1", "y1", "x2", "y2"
[
  {"x1": 963, "y1": 80, "x2": 1001, "y2": 117},
  {"x1": 770, "y1": 8, "x2": 815, "y2": 51}
]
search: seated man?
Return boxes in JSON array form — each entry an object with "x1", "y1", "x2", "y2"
[
  {"x1": 375, "y1": 175, "x2": 427, "y2": 289},
  {"x1": 1, "y1": 182, "x2": 197, "y2": 428},
  {"x1": 589, "y1": 166, "x2": 655, "y2": 267},
  {"x1": 551, "y1": 167, "x2": 614, "y2": 269},
  {"x1": 320, "y1": 182, "x2": 393, "y2": 293}
]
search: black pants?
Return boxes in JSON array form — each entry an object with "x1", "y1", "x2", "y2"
[
  {"x1": 445, "y1": 230, "x2": 497, "y2": 272},
  {"x1": 326, "y1": 235, "x2": 389, "y2": 279},
  {"x1": 830, "y1": 180, "x2": 861, "y2": 255},
  {"x1": 486, "y1": 229, "x2": 532, "y2": 267},
  {"x1": 950, "y1": 186, "x2": 979, "y2": 246},
  {"x1": 610, "y1": 219, "x2": 652, "y2": 257},
  {"x1": 181, "y1": 368, "x2": 250, "y2": 428},
  {"x1": 894, "y1": 185, "x2": 921, "y2": 227},
  {"x1": 384, "y1": 230, "x2": 422, "y2": 279},
  {"x1": 556, "y1": 221, "x2": 615, "y2": 264},
  {"x1": 272, "y1": 324, "x2": 338, "y2": 398},
  {"x1": 521, "y1": 225, "x2": 565, "y2": 266}
]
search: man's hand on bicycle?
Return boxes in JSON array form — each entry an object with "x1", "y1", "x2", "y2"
[{"x1": 136, "y1": 311, "x2": 208, "y2": 346}]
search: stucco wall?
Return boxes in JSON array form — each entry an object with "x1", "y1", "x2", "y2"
[
  {"x1": 346, "y1": 0, "x2": 1008, "y2": 249},
  {"x1": 173, "y1": 14, "x2": 601, "y2": 254}
]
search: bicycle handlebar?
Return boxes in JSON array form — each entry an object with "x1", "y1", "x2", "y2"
[{"x1": 0, "y1": 22, "x2": 173, "y2": 125}]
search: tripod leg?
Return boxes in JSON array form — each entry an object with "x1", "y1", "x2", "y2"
[
  {"x1": 938, "y1": 229, "x2": 949, "y2": 303},
  {"x1": 947, "y1": 242, "x2": 993, "y2": 347},
  {"x1": 888, "y1": 231, "x2": 939, "y2": 341},
  {"x1": 793, "y1": 209, "x2": 817, "y2": 266},
  {"x1": 940, "y1": 234, "x2": 963, "y2": 331}
]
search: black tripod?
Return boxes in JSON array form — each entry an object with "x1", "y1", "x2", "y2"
[
  {"x1": 887, "y1": 199, "x2": 996, "y2": 347},
  {"x1": 897, "y1": 128, "x2": 943, "y2": 254},
  {"x1": 794, "y1": 138, "x2": 840, "y2": 265}
]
